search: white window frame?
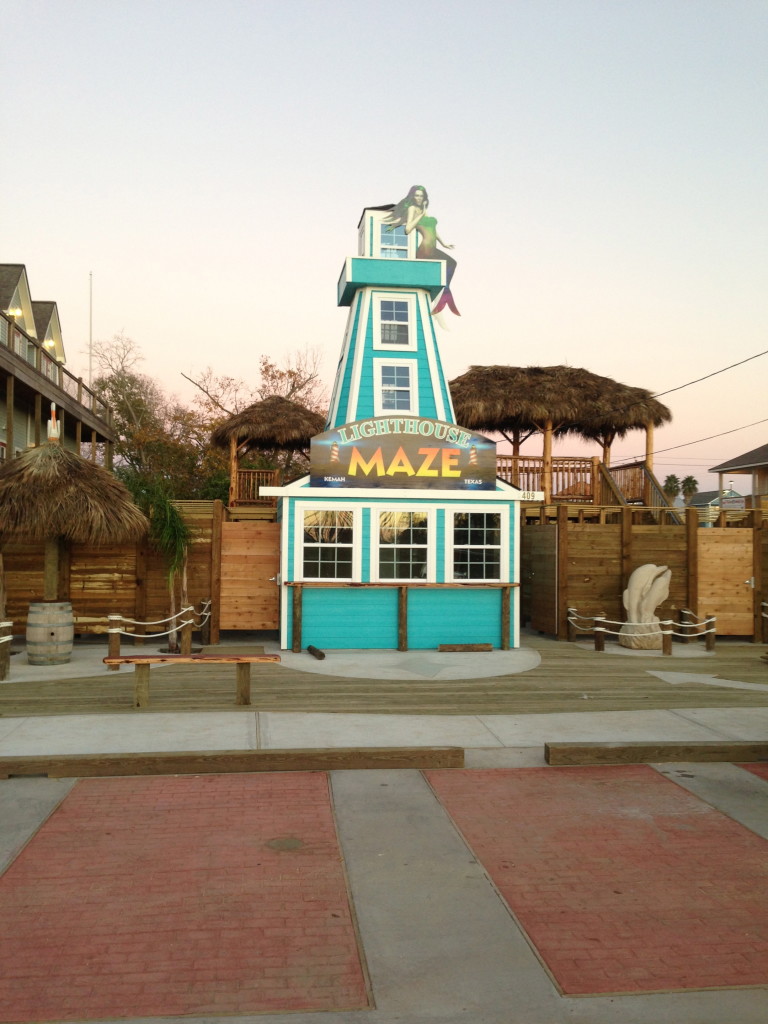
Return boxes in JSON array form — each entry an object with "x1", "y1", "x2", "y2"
[
  {"x1": 374, "y1": 358, "x2": 419, "y2": 417},
  {"x1": 373, "y1": 293, "x2": 417, "y2": 352},
  {"x1": 445, "y1": 506, "x2": 509, "y2": 583},
  {"x1": 378, "y1": 220, "x2": 409, "y2": 260},
  {"x1": 294, "y1": 503, "x2": 361, "y2": 582},
  {"x1": 372, "y1": 506, "x2": 435, "y2": 583}
]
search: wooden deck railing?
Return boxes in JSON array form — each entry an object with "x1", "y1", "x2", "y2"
[
  {"x1": 496, "y1": 455, "x2": 599, "y2": 501},
  {"x1": 231, "y1": 468, "x2": 282, "y2": 505}
]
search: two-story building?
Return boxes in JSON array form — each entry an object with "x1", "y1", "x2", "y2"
[{"x1": 0, "y1": 265, "x2": 114, "y2": 462}]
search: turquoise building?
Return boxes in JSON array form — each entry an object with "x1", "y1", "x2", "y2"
[{"x1": 263, "y1": 205, "x2": 532, "y2": 652}]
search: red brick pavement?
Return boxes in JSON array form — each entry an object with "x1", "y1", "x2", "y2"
[
  {"x1": 740, "y1": 763, "x2": 768, "y2": 782},
  {"x1": 0, "y1": 773, "x2": 369, "y2": 1022},
  {"x1": 427, "y1": 765, "x2": 768, "y2": 995}
]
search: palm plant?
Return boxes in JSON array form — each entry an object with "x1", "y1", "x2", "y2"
[
  {"x1": 681, "y1": 475, "x2": 699, "y2": 505},
  {"x1": 662, "y1": 474, "x2": 681, "y2": 504},
  {"x1": 121, "y1": 475, "x2": 190, "y2": 652}
]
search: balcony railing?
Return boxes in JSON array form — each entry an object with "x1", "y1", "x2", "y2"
[
  {"x1": 496, "y1": 455, "x2": 599, "y2": 501},
  {"x1": 0, "y1": 311, "x2": 110, "y2": 424},
  {"x1": 231, "y1": 468, "x2": 282, "y2": 505}
]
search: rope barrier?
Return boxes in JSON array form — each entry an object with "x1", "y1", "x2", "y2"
[
  {"x1": 114, "y1": 606, "x2": 195, "y2": 628},
  {"x1": 107, "y1": 618, "x2": 195, "y2": 639},
  {"x1": 568, "y1": 607, "x2": 717, "y2": 650}
]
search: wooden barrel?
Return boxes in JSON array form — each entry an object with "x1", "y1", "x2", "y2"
[{"x1": 26, "y1": 602, "x2": 74, "y2": 665}]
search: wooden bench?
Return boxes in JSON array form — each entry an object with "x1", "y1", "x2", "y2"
[{"x1": 103, "y1": 654, "x2": 281, "y2": 708}]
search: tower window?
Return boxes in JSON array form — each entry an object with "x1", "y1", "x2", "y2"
[
  {"x1": 379, "y1": 300, "x2": 409, "y2": 346},
  {"x1": 379, "y1": 223, "x2": 408, "y2": 259}
]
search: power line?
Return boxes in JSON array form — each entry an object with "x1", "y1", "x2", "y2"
[
  {"x1": 615, "y1": 417, "x2": 768, "y2": 463},
  {"x1": 651, "y1": 349, "x2": 768, "y2": 400}
]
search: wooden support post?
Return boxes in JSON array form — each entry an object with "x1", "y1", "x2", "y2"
[
  {"x1": 43, "y1": 538, "x2": 59, "y2": 601},
  {"x1": 752, "y1": 517, "x2": 763, "y2": 643},
  {"x1": 5, "y1": 376, "x2": 14, "y2": 456},
  {"x1": 200, "y1": 602, "x2": 211, "y2": 646},
  {"x1": 107, "y1": 617, "x2": 121, "y2": 670},
  {"x1": 0, "y1": 621, "x2": 12, "y2": 682},
  {"x1": 228, "y1": 436, "x2": 238, "y2": 506},
  {"x1": 556, "y1": 504, "x2": 569, "y2": 640},
  {"x1": 134, "y1": 542, "x2": 148, "y2": 647},
  {"x1": 705, "y1": 616, "x2": 716, "y2": 651},
  {"x1": 501, "y1": 585, "x2": 511, "y2": 650},
  {"x1": 542, "y1": 420, "x2": 553, "y2": 505},
  {"x1": 134, "y1": 663, "x2": 151, "y2": 708},
  {"x1": 679, "y1": 608, "x2": 691, "y2": 644},
  {"x1": 594, "y1": 616, "x2": 605, "y2": 652},
  {"x1": 210, "y1": 500, "x2": 223, "y2": 645},
  {"x1": 398, "y1": 586, "x2": 408, "y2": 651},
  {"x1": 236, "y1": 662, "x2": 251, "y2": 705},
  {"x1": 292, "y1": 584, "x2": 303, "y2": 653},
  {"x1": 34, "y1": 394, "x2": 42, "y2": 446},
  {"x1": 686, "y1": 507, "x2": 699, "y2": 623},
  {"x1": 180, "y1": 615, "x2": 193, "y2": 656},
  {"x1": 621, "y1": 507, "x2": 633, "y2": 593},
  {"x1": 662, "y1": 626, "x2": 673, "y2": 656}
]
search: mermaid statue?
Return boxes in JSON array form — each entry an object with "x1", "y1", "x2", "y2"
[{"x1": 384, "y1": 185, "x2": 459, "y2": 316}]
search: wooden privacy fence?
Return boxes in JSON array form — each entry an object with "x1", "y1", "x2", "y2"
[
  {"x1": 3, "y1": 502, "x2": 224, "y2": 643},
  {"x1": 522, "y1": 506, "x2": 768, "y2": 641}
]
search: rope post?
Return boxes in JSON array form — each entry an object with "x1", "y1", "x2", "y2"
[
  {"x1": 180, "y1": 615, "x2": 193, "y2": 657},
  {"x1": 107, "y1": 616, "x2": 122, "y2": 671},
  {"x1": 0, "y1": 622, "x2": 12, "y2": 682},
  {"x1": 567, "y1": 609, "x2": 576, "y2": 643},
  {"x1": 680, "y1": 608, "x2": 691, "y2": 644},
  {"x1": 594, "y1": 616, "x2": 605, "y2": 653},
  {"x1": 662, "y1": 624, "x2": 673, "y2": 656},
  {"x1": 705, "y1": 615, "x2": 716, "y2": 651},
  {"x1": 200, "y1": 601, "x2": 211, "y2": 646}
]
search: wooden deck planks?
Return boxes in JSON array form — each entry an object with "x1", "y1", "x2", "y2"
[{"x1": 0, "y1": 634, "x2": 767, "y2": 718}]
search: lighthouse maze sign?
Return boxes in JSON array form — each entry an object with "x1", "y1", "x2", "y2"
[{"x1": 310, "y1": 417, "x2": 497, "y2": 490}]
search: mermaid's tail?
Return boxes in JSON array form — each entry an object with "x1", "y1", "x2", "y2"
[{"x1": 432, "y1": 287, "x2": 460, "y2": 316}]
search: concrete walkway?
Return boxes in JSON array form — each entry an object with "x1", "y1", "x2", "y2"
[{"x1": 0, "y1": 638, "x2": 767, "y2": 1023}]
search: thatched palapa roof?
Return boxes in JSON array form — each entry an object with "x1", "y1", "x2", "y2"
[
  {"x1": 211, "y1": 395, "x2": 326, "y2": 452},
  {"x1": 450, "y1": 365, "x2": 671, "y2": 442},
  {"x1": 0, "y1": 443, "x2": 147, "y2": 544}
]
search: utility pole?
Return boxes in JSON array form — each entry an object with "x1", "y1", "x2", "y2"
[{"x1": 88, "y1": 271, "x2": 93, "y2": 386}]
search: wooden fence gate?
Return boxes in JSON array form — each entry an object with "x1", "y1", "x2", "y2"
[
  {"x1": 219, "y1": 521, "x2": 281, "y2": 631},
  {"x1": 697, "y1": 529, "x2": 755, "y2": 635}
]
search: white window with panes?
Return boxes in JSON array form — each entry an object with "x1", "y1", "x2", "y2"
[
  {"x1": 447, "y1": 509, "x2": 506, "y2": 581},
  {"x1": 379, "y1": 222, "x2": 408, "y2": 259},
  {"x1": 298, "y1": 506, "x2": 358, "y2": 581},
  {"x1": 374, "y1": 359, "x2": 418, "y2": 416},
  {"x1": 375, "y1": 509, "x2": 433, "y2": 582},
  {"x1": 373, "y1": 293, "x2": 416, "y2": 352}
]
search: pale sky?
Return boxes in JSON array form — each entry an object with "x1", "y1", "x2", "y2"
[{"x1": 4, "y1": 0, "x2": 767, "y2": 492}]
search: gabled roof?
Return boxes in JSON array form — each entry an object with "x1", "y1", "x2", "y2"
[
  {"x1": 688, "y1": 488, "x2": 741, "y2": 507},
  {"x1": 0, "y1": 264, "x2": 36, "y2": 337},
  {"x1": 0, "y1": 264, "x2": 25, "y2": 309},
  {"x1": 32, "y1": 300, "x2": 66, "y2": 364},
  {"x1": 710, "y1": 443, "x2": 768, "y2": 473}
]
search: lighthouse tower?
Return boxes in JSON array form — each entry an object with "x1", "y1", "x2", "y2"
[
  {"x1": 262, "y1": 198, "x2": 527, "y2": 652},
  {"x1": 326, "y1": 206, "x2": 455, "y2": 429}
]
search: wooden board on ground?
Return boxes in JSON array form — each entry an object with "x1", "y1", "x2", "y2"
[
  {"x1": 0, "y1": 746, "x2": 464, "y2": 779},
  {"x1": 546, "y1": 740, "x2": 768, "y2": 765}
]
